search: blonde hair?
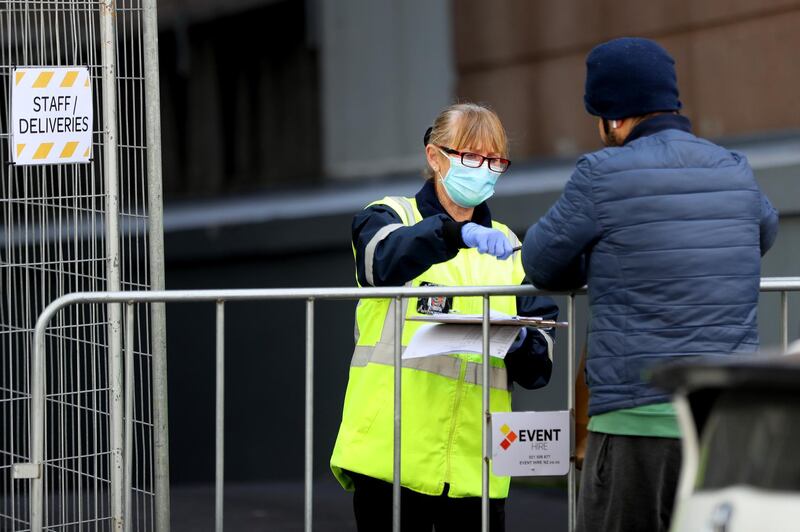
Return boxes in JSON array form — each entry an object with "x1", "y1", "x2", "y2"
[{"x1": 424, "y1": 102, "x2": 508, "y2": 180}]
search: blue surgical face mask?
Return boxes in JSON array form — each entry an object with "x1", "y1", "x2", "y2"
[{"x1": 437, "y1": 149, "x2": 499, "y2": 208}]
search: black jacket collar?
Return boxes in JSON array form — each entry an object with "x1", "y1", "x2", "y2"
[
  {"x1": 415, "y1": 180, "x2": 493, "y2": 228},
  {"x1": 625, "y1": 114, "x2": 692, "y2": 145}
]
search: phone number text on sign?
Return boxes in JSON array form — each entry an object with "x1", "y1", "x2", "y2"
[{"x1": 11, "y1": 66, "x2": 93, "y2": 166}]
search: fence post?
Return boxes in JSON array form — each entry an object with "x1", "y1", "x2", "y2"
[
  {"x1": 124, "y1": 303, "x2": 135, "y2": 532},
  {"x1": 393, "y1": 297, "x2": 402, "y2": 532},
  {"x1": 99, "y1": 0, "x2": 125, "y2": 528},
  {"x1": 481, "y1": 295, "x2": 491, "y2": 532},
  {"x1": 141, "y1": 0, "x2": 172, "y2": 528},
  {"x1": 567, "y1": 294, "x2": 577, "y2": 531},
  {"x1": 781, "y1": 291, "x2": 789, "y2": 352}
]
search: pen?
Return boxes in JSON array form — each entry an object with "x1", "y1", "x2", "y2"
[{"x1": 512, "y1": 245, "x2": 522, "y2": 252}]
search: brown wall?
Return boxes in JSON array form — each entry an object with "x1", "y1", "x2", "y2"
[{"x1": 454, "y1": 0, "x2": 800, "y2": 158}]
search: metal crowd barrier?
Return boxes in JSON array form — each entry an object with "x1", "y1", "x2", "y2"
[{"x1": 15, "y1": 277, "x2": 800, "y2": 532}]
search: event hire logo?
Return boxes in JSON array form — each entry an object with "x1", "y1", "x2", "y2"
[{"x1": 498, "y1": 424, "x2": 517, "y2": 451}]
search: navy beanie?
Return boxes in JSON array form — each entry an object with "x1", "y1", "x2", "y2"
[{"x1": 584, "y1": 37, "x2": 681, "y2": 120}]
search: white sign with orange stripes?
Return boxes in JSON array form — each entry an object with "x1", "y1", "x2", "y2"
[{"x1": 11, "y1": 66, "x2": 93, "y2": 166}]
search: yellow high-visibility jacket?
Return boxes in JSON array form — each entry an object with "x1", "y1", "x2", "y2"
[{"x1": 330, "y1": 196, "x2": 529, "y2": 499}]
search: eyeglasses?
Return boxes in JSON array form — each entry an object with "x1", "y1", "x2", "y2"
[{"x1": 437, "y1": 146, "x2": 511, "y2": 173}]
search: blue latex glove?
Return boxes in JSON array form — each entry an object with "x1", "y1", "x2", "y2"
[
  {"x1": 509, "y1": 327, "x2": 528, "y2": 351},
  {"x1": 461, "y1": 223, "x2": 513, "y2": 260}
]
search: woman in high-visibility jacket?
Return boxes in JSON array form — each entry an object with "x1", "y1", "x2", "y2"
[{"x1": 331, "y1": 102, "x2": 558, "y2": 532}]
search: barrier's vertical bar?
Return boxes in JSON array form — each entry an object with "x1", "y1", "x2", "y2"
[
  {"x1": 481, "y1": 295, "x2": 491, "y2": 532},
  {"x1": 781, "y1": 291, "x2": 789, "y2": 352},
  {"x1": 30, "y1": 324, "x2": 46, "y2": 531},
  {"x1": 567, "y1": 294, "x2": 577, "y2": 531},
  {"x1": 109, "y1": 313, "x2": 125, "y2": 532},
  {"x1": 141, "y1": 0, "x2": 172, "y2": 527},
  {"x1": 393, "y1": 297, "x2": 402, "y2": 532},
  {"x1": 304, "y1": 298, "x2": 315, "y2": 532},
  {"x1": 215, "y1": 301, "x2": 225, "y2": 532},
  {"x1": 124, "y1": 303, "x2": 135, "y2": 532},
  {"x1": 100, "y1": 0, "x2": 124, "y2": 528}
]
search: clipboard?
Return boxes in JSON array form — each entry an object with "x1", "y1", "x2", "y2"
[{"x1": 407, "y1": 313, "x2": 568, "y2": 329}]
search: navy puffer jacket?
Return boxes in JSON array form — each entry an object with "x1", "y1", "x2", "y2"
[{"x1": 522, "y1": 115, "x2": 779, "y2": 416}]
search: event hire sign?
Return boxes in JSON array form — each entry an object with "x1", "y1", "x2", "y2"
[{"x1": 492, "y1": 410, "x2": 572, "y2": 476}]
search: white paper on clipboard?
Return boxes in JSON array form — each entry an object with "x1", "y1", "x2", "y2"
[
  {"x1": 402, "y1": 322, "x2": 523, "y2": 360},
  {"x1": 407, "y1": 312, "x2": 567, "y2": 328}
]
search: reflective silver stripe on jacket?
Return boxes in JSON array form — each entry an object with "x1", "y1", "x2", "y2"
[
  {"x1": 352, "y1": 344, "x2": 510, "y2": 391},
  {"x1": 354, "y1": 300, "x2": 361, "y2": 343},
  {"x1": 362, "y1": 197, "x2": 418, "y2": 287},
  {"x1": 464, "y1": 361, "x2": 512, "y2": 390},
  {"x1": 364, "y1": 223, "x2": 404, "y2": 286},
  {"x1": 351, "y1": 344, "x2": 463, "y2": 380}
]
